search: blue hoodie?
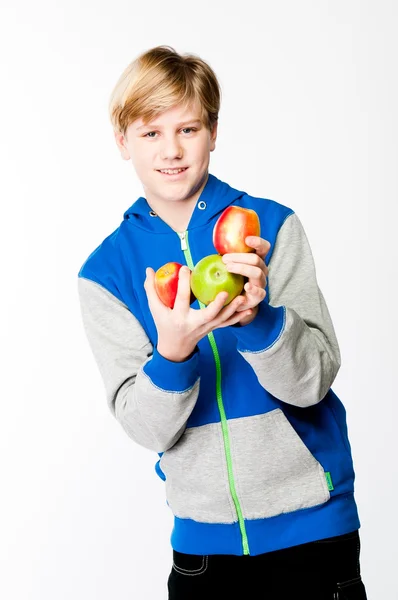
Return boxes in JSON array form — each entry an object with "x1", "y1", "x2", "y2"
[{"x1": 77, "y1": 173, "x2": 360, "y2": 556}]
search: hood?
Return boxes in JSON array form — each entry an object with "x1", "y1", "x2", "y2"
[{"x1": 122, "y1": 173, "x2": 246, "y2": 233}]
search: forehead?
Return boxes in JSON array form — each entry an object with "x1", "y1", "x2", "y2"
[{"x1": 134, "y1": 101, "x2": 202, "y2": 130}]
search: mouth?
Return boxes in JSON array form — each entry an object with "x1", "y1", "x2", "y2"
[{"x1": 156, "y1": 167, "x2": 189, "y2": 178}]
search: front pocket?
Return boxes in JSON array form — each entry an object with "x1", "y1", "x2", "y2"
[
  {"x1": 160, "y1": 422, "x2": 237, "y2": 523},
  {"x1": 172, "y1": 551, "x2": 209, "y2": 576},
  {"x1": 228, "y1": 409, "x2": 330, "y2": 519}
]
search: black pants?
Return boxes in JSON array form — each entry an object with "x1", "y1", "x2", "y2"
[{"x1": 168, "y1": 530, "x2": 367, "y2": 599}]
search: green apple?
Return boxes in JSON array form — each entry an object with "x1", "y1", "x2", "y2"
[{"x1": 190, "y1": 254, "x2": 244, "y2": 306}]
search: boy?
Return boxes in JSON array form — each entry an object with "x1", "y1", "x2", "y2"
[{"x1": 78, "y1": 45, "x2": 367, "y2": 599}]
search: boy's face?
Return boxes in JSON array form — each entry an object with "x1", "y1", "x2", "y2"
[{"x1": 114, "y1": 101, "x2": 217, "y2": 211}]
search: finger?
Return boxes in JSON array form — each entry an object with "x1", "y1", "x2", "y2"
[
  {"x1": 144, "y1": 267, "x2": 165, "y2": 313},
  {"x1": 206, "y1": 293, "x2": 247, "y2": 325},
  {"x1": 172, "y1": 266, "x2": 193, "y2": 313},
  {"x1": 221, "y1": 293, "x2": 247, "y2": 315},
  {"x1": 222, "y1": 252, "x2": 264, "y2": 266},
  {"x1": 244, "y1": 281, "x2": 267, "y2": 296},
  {"x1": 235, "y1": 285, "x2": 266, "y2": 310},
  {"x1": 244, "y1": 236, "x2": 271, "y2": 259},
  {"x1": 143, "y1": 267, "x2": 156, "y2": 299},
  {"x1": 203, "y1": 291, "x2": 244, "y2": 322},
  {"x1": 222, "y1": 253, "x2": 269, "y2": 278},
  {"x1": 216, "y1": 308, "x2": 253, "y2": 329},
  {"x1": 224, "y1": 263, "x2": 267, "y2": 287}
]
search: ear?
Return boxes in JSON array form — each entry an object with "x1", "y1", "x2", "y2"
[
  {"x1": 209, "y1": 121, "x2": 218, "y2": 152},
  {"x1": 114, "y1": 130, "x2": 130, "y2": 161}
]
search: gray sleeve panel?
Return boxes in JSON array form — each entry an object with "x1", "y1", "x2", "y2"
[
  {"x1": 239, "y1": 212, "x2": 341, "y2": 407},
  {"x1": 77, "y1": 277, "x2": 200, "y2": 452}
]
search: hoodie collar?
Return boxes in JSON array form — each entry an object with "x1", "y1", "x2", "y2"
[{"x1": 123, "y1": 173, "x2": 245, "y2": 232}]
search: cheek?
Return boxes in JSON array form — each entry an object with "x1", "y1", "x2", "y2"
[
  {"x1": 131, "y1": 146, "x2": 153, "y2": 168},
  {"x1": 194, "y1": 139, "x2": 211, "y2": 159}
]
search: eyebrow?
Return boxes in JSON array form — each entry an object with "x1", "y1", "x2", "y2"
[{"x1": 136, "y1": 119, "x2": 202, "y2": 131}]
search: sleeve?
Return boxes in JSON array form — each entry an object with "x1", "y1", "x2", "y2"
[
  {"x1": 229, "y1": 212, "x2": 341, "y2": 407},
  {"x1": 77, "y1": 276, "x2": 200, "y2": 452}
]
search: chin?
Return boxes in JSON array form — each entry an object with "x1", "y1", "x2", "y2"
[
  {"x1": 155, "y1": 179, "x2": 193, "y2": 196},
  {"x1": 162, "y1": 190, "x2": 193, "y2": 203}
]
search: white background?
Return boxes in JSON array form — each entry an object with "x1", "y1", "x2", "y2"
[{"x1": 1, "y1": 1, "x2": 397, "y2": 598}]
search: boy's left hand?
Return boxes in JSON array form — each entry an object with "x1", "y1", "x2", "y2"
[{"x1": 222, "y1": 236, "x2": 271, "y2": 322}]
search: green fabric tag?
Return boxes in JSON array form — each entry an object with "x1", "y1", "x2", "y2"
[{"x1": 325, "y1": 472, "x2": 334, "y2": 491}]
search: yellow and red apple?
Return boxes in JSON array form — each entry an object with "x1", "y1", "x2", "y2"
[
  {"x1": 213, "y1": 206, "x2": 261, "y2": 254},
  {"x1": 154, "y1": 262, "x2": 196, "y2": 309}
]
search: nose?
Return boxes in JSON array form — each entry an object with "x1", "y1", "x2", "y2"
[{"x1": 159, "y1": 135, "x2": 183, "y2": 161}]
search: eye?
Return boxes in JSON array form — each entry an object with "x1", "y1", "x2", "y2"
[
  {"x1": 144, "y1": 131, "x2": 157, "y2": 138},
  {"x1": 182, "y1": 127, "x2": 196, "y2": 134}
]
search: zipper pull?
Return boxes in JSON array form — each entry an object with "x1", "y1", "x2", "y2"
[{"x1": 178, "y1": 231, "x2": 188, "y2": 251}]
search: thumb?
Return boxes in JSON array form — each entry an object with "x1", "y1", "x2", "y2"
[
  {"x1": 173, "y1": 265, "x2": 192, "y2": 312},
  {"x1": 144, "y1": 267, "x2": 160, "y2": 309},
  {"x1": 144, "y1": 266, "x2": 155, "y2": 288}
]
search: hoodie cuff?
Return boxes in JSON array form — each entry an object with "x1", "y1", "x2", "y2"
[
  {"x1": 231, "y1": 301, "x2": 286, "y2": 352},
  {"x1": 143, "y1": 346, "x2": 200, "y2": 392}
]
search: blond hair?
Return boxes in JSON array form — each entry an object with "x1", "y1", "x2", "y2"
[{"x1": 109, "y1": 45, "x2": 221, "y2": 137}]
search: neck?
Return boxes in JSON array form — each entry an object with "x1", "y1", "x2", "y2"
[
  {"x1": 159, "y1": 200, "x2": 197, "y2": 232},
  {"x1": 146, "y1": 173, "x2": 209, "y2": 232}
]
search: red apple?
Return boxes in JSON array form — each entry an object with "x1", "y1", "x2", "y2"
[
  {"x1": 190, "y1": 254, "x2": 244, "y2": 306},
  {"x1": 213, "y1": 206, "x2": 260, "y2": 254},
  {"x1": 154, "y1": 262, "x2": 196, "y2": 308}
]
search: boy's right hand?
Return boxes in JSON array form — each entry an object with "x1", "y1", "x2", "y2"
[{"x1": 144, "y1": 265, "x2": 252, "y2": 362}]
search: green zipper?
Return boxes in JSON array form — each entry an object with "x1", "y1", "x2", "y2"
[{"x1": 177, "y1": 230, "x2": 250, "y2": 555}]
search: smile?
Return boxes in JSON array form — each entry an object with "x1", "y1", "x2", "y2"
[{"x1": 157, "y1": 168, "x2": 189, "y2": 178}]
